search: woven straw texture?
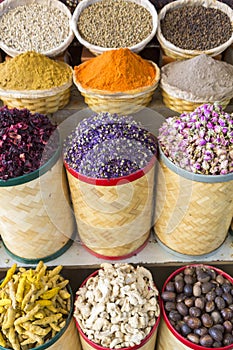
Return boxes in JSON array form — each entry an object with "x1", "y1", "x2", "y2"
[
  {"x1": 0, "y1": 157, "x2": 75, "y2": 261},
  {"x1": 157, "y1": 0, "x2": 233, "y2": 60},
  {"x1": 0, "y1": 0, "x2": 74, "y2": 58},
  {"x1": 0, "y1": 86, "x2": 71, "y2": 114},
  {"x1": 161, "y1": 88, "x2": 231, "y2": 114},
  {"x1": 47, "y1": 319, "x2": 81, "y2": 350},
  {"x1": 66, "y1": 165, "x2": 155, "y2": 257},
  {"x1": 78, "y1": 325, "x2": 158, "y2": 350},
  {"x1": 73, "y1": 61, "x2": 160, "y2": 115},
  {"x1": 156, "y1": 317, "x2": 190, "y2": 350},
  {"x1": 154, "y1": 159, "x2": 233, "y2": 256}
]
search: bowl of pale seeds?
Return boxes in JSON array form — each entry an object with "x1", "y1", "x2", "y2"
[
  {"x1": 0, "y1": 0, "x2": 74, "y2": 58},
  {"x1": 70, "y1": 0, "x2": 158, "y2": 55}
]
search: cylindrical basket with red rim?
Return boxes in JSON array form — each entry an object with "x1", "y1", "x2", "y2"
[
  {"x1": 74, "y1": 269, "x2": 161, "y2": 350},
  {"x1": 64, "y1": 141, "x2": 157, "y2": 259},
  {"x1": 156, "y1": 264, "x2": 233, "y2": 350}
]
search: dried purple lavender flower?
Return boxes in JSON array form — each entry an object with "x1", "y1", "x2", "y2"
[
  {"x1": 0, "y1": 106, "x2": 58, "y2": 180},
  {"x1": 158, "y1": 103, "x2": 233, "y2": 175},
  {"x1": 63, "y1": 112, "x2": 157, "y2": 178}
]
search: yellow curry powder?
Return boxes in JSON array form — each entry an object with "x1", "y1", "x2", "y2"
[
  {"x1": 74, "y1": 48, "x2": 157, "y2": 92},
  {"x1": 0, "y1": 51, "x2": 72, "y2": 90}
]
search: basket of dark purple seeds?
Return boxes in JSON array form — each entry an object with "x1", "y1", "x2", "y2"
[
  {"x1": 156, "y1": 264, "x2": 233, "y2": 350},
  {"x1": 156, "y1": 0, "x2": 233, "y2": 59},
  {"x1": 63, "y1": 111, "x2": 157, "y2": 259}
]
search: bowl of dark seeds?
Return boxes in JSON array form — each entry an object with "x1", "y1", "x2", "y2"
[
  {"x1": 156, "y1": 0, "x2": 233, "y2": 60},
  {"x1": 156, "y1": 264, "x2": 233, "y2": 350},
  {"x1": 0, "y1": 0, "x2": 74, "y2": 58},
  {"x1": 70, "y1": 0, "x2": 158, "y2": 55}
]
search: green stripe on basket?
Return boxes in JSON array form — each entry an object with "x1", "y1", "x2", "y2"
[{"x1": 2, "y1": 229, "x2": 76, "y2": 264}]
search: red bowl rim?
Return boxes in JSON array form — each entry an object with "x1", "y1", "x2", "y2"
[
  {"x1": 64, "y1": 153, "x2": 157, "y2": 186},
  {"x1": 161, "y1": 264, "x2": 233, "y2": 350},
  {"x1": 74, "y1": 269, "x2": 161, "y2": 350}
]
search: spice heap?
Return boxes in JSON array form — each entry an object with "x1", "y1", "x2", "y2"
[
  {"x1": 74, "y1": 263, "x2": 160, "y2": 348},
  {"x1": 158, "y1": 103, "x2": 233, "y2": 175},
  {"x1": 161, "y1": 5, "x2": 232, "y2": 50},
  {"x1": 162, "y1": 265, "x2": 233, "y2": 347},
  {"x1": 0, "y1": 3, "x2": 70, "y2": 53},
  {"x1": 63, "y1": 112, "x2": 157, "y2": 178},
  {"x1": 0, "y1": 52, "x2": 72, "y2": 90},
  {"x1": 160, "y1": 54, "x2": 233, "y2": 102},
  {"x1": 74, "y1": 48, "x2": 157, "y2": 92},
  {"x1": 77, "y1": 0, "x2": 153, "y2": 48},
  {"x1": 0, "y1": 261, "x2": 71, "y2": 350},
  {"x1": 0, "y1": 106, "x2": 58, "y2": 180}
]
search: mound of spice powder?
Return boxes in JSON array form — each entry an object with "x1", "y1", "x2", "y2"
[
  {"x1": 74, "y1": 48, "x2": 157, "y2": 92},
  {"x1": 158, "y1": 103, "x2": 233, "y2": 175},
  {"x1": 0, "y1": 106, "x2": 58, "y2": 180},
  {"x1": 63, "y1": 112, "x2": 157, "y2": 178},
  {"x1": 0, "y1": 51, "x2": 72, "y2": 90}
]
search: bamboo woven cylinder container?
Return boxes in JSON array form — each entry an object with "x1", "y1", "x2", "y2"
[
  {"x1": 160, "y1": 88, "x2": 231, "y2": 114},
  {"x1": 0, "y1": 147, "x2": 75, "y2": 263},
  {"x1": 75, "y1": 270, "x2": 161, "y2": 350},
  {"x1": 156, "y1": 0, "x2": 233, "y2": 60},
  {"x1": 64, "y1": 155, "x2": 156, "y2": 259},
  {"x1": 154, "y1": 150, "x2": 233, "y2": 256},
  {"x1": 156, "y1": 265, "x2": 233, "y2": 350}
]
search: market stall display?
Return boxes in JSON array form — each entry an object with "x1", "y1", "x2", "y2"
[
  {"x1": 74, "y1": 263, "x2": 160, "y2": 350},
  {"x1": 0, "y1": 52, "x2": 73, "y2": 114},
  {"x1": 73, "y1": 48, "x2": 160, "y2": 114},
  {"x1": 63, "y1": 112, "x2": 157, "y2": 258}
]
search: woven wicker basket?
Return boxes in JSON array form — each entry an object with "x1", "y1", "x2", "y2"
[
  {"x1": 71, "y1": 0, "x2": 158, "y2": 56},
  {"x1": 0, "y1": 146, "x2": 75, "y2": 263},
  {"x1": 156, "y1": 0, "x2": 233, "y2": 60},
  {"x1": 0, "y1": 65, "x2": 73, "y2": 114},
  {"x1": 73, "y1": 61, "x2": 160, "y2": 115},
  {"x1": 160, "y1": 88, "x2": 231, "y2": 113},
  {"x1": 64, "y1": 154, "x2": 156, "y2": 259},
  {"x1": 0, "y1": 0, "x2": 74, "y2": 58},
  {"x1": 156, "y1": 265, "x2": 233, "y2": 350},
  {"x1": 154, "y1": 150, "x2": 233, "y2": 256}
]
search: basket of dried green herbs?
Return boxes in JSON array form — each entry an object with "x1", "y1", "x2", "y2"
[
  {"x1": 157, "y1": 0, "x2": 233, "y2": 60},
  {"x1": 0, "y1": 106, "x2": 75, "y2": 263}
]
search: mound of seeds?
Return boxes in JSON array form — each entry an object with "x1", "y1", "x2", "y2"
[
  {"x1": 63, "y1": 112, "x2": 157, "y2": 179},
  {"x1": 161, "y1": 6, "x2": 232, "y2": 50},
  {"x1": 0, "y1": 4, "x2": 70, "y2": 52},
  {"x1": 77, "y1": 0, "x2": 153, "y2": 48},
  {"x1": 162, "y1": 265, "x2": 233, "y2": 348}
]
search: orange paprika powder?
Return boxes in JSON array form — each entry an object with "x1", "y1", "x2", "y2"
[{"x1": 74, "y1": 48, "x2": 157, "y2": 92}]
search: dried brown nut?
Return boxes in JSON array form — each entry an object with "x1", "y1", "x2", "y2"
[{"x1": 200, "y1": 334, "x2": 214, "y2": 347}]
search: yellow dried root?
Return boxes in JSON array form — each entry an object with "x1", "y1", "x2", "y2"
[{"x1": 0, "y1": 261, "x2": 71, "y2": 350}]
